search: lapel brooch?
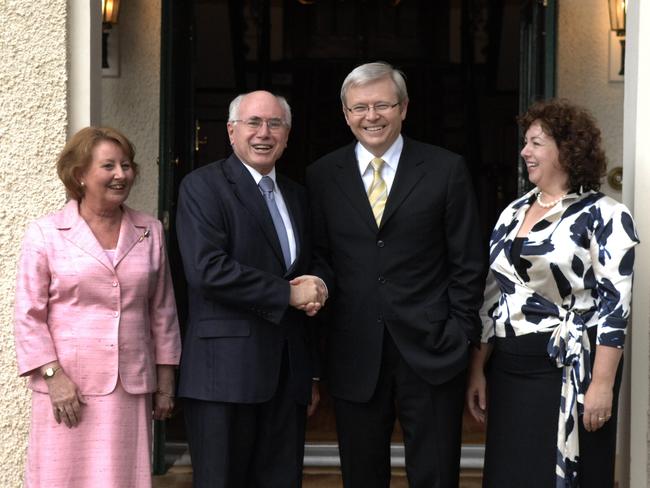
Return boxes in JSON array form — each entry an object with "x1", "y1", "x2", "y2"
[{"x1": 138, "y1": 229, "x2": 151, "y2": 242}]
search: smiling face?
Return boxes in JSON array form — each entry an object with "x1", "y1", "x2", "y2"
[
  {"x1": 227, "y1": 91, "x2": 290, "y2": 175},
  {"x1": 521, "y1": 120, "x2": 569, "y2": 193},
  {"x1": 79, "y1": 140, "x2": 135, "y2": 210},
  {"x1": 343, "y1": 76, "x2": 408, "y2": 157}
]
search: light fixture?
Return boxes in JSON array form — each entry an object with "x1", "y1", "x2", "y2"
[
  {"x1": 608, "y1": 0, "x2": 626, "y2": 35},
  {"x1": 101, "y1": 0, "x2": 121, "y2": 73},
  {"x1": 608, "y1": 0, "x2": 626, "y2": 76},
  {"x1": 102, "y1": 0, "x2": 121, "y2": 25}
]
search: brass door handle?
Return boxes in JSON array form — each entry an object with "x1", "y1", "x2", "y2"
[
  {"x1": 607, "y1": 167, "x2": 623, "y2": 191},
  {"x1": 195, "y1": 120, "x2": 208, "y2": 152}
]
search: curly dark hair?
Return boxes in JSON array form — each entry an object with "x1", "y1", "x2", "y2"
[{"x1": 517, "y1": 99, "x2": 607, "y2": 191}]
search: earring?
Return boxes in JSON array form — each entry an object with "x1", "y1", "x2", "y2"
[{"x1": 80, "y1": 181, "x2": 85, "y2": 187}]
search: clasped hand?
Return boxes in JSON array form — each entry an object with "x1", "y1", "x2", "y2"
[{"x1": 289, "y1": 275, "x2": 328, "y2": 316}]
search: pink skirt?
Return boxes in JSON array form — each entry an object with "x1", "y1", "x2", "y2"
[{"x1": 24, "y1": 381, "x2": 152, "y2": 488}]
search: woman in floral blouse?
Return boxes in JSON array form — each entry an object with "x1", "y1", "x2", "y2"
[{"x1": 466, "y1": 99, "x2": 639, "y2": 488}]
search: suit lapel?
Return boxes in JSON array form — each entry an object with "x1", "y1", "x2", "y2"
[
  {"x1": 114, "y1": 207, "x2": 149, "y2": 267},
  {"x1": 380, "y1": 138, "x2": 425, "y2": 228},
  {"x1": 277, "y1": 175, "x2": 302, "y2": 275},
  {"x1": 56, "y1": 200, "x2": 114, "y2": 271},
  {"x1": 332, "y1": 144, "x2": 378, "y2": 232},
  {"x1": 224, "y1": 155, "x2": 286, "y2": 268},
  {"x1": 331, "y1": 140, "x2": 426, "y2": 231}
]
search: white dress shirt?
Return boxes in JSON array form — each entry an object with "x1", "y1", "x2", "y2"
[{"x1": 356, "y1": 135, "x2": 404, "y2": 195}]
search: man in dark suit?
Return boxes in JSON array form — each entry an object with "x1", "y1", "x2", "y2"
[
  {"x1": 176, "y1": 90, "x2": 327, "y2": 488},
  {"x1": 306, "y1": 62, "x2": 485, "y2": 487}
]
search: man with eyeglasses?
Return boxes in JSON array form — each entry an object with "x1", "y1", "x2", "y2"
[
  {"x1": 176, "y1": 90, "x2": 326, "y2": 488},
  {"x1": 306, "y1": 62, "x2": 485, "y2": 487}
]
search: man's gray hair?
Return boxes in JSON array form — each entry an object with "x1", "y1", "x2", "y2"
[
  {"x1": 340, "y1": 61, "x2": 408, "y2": 106},
  {"x1": 228, "y1": 92, "x2": 292, "y2": 127}
]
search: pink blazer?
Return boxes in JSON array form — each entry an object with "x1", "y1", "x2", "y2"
[{"x1": 14, "y1": 200, "x2": 181, "y2": 395}]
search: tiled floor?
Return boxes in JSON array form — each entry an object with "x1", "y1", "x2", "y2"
[{"x1": 152, "y1": 466, "x2": 483, "y2": 487}]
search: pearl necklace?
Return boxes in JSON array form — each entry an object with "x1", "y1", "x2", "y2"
[{"x1": 536, "y1": 191, "x2": 567, "y2": 209}]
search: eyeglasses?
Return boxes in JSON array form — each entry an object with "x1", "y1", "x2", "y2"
[
  {"x1": 345, "y1": 102, "x2": 400, "y2": 116},
  {"x1": 231, "y1": 117, "x2": 288, "y2": 131}
]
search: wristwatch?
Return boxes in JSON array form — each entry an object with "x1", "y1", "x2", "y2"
[{"x1": 42, "y1": 366, "x2": 60, "y2": 380}]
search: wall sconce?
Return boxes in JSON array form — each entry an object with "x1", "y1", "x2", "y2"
[
  {"x1": 608, "y1": 0, "x2": 626, "y2": 79},
  {"x1": 608, "y1": 0, "x2": 626, "y2": 35},
  {"x1": 102, "y1": 0, "x2": 121, "y2": 77}
]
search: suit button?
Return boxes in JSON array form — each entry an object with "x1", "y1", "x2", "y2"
[
  {"x1": 112, "y1": 281, "x2": 118, "y2": 287},
  {"x1": 378, "y1": 276, "x2": 386, "y2": 284},
  {"x1": 377, "y1": 315, "x2": 383, "y2": 323},
  {"x1": 113, "y1": 311, "x2": 119, "y2": 318},
  {"x1": 377, "y1": 240, "x2": 385, "y2": 248}
]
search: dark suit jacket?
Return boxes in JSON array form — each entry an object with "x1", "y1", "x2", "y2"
[
  {"x1": 306, "y1": 137, "x2": 485, "y2": 402},
  {"x1": 176, "y1": 154, "x2": 314, "y2": 405}
]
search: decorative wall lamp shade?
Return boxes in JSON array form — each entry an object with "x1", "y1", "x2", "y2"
[
  {"x1": 102, "y1": 0, "x2": 121, "y2": 25},
  {"x1": 607, "y1": 0, "x2": 627, "y2": 76},
  {"x1": 608, "y1": 0, "x2": 626, "y2": 35},
  {"x1": 101, "y1": 0, "x2": 121, "y2": 75}
]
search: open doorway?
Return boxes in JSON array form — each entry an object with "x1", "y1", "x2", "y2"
[{"x1": 158, "y1": 0, "x2": 556, "y2": 471}]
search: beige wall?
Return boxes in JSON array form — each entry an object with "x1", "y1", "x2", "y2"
[
  {"x1": 0, "y1": 1, "x2": 68, "y2": 486},
  {"x1": 0, "y1": 2, "x2": 161, "y2": 483},
  {"x1": 102, "y1": 0, "x2": 161, "y2": 216},
  {"x1": 557, "y1": 0, "x2": 625, "y2": 199}
]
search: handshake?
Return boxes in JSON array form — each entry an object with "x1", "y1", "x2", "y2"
[{"x1": 289, "y1": 275, "x2": 328, "y2": 317}]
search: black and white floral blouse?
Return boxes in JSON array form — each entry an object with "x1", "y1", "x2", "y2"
[{"x1": 480, "y1": 187, "x2": 639, "y2": 487}]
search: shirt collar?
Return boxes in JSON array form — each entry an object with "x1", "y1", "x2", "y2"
[
  {"x1": 516, "y1": 186, "x2": 594, "y2": 216},
  {"x1": 356, "y1": 135, "x2": 403, "y2": 174},
  {"x1": 533, "y1": 186, "x2": 590, "y2": 205},
  {"x1": 240, "y1": 160, "x2": 277, "y2": 187}
]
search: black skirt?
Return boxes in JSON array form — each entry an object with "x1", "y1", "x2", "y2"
[{"x1": 482, "y1": 328, "x2": 622, "y2": 488}]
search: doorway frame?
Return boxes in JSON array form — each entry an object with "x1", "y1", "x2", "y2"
[{"x1": 154, "y1": 0, "x2": 559, "y2": 475}]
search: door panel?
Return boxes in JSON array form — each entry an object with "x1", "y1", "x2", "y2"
[{"x1": 518, "y1": 0, "x2": 557, "y2": 194}]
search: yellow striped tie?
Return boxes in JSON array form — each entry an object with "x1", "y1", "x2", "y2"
[{"x1": 368, "y1": 158, "x2": 387, "y2": 226}]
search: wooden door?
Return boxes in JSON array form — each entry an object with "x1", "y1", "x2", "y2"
[{"x1": 518, "y1": 0, "x2": 557, "y2": 194}]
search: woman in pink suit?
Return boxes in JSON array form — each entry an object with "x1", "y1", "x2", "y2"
[{"x1": 14, "y1": 127, "x2": 182, "y2": 487}]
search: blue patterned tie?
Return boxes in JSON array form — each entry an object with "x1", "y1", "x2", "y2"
[{"x1": 259, "y1": 176, "x2": 292, "y2": 269}]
